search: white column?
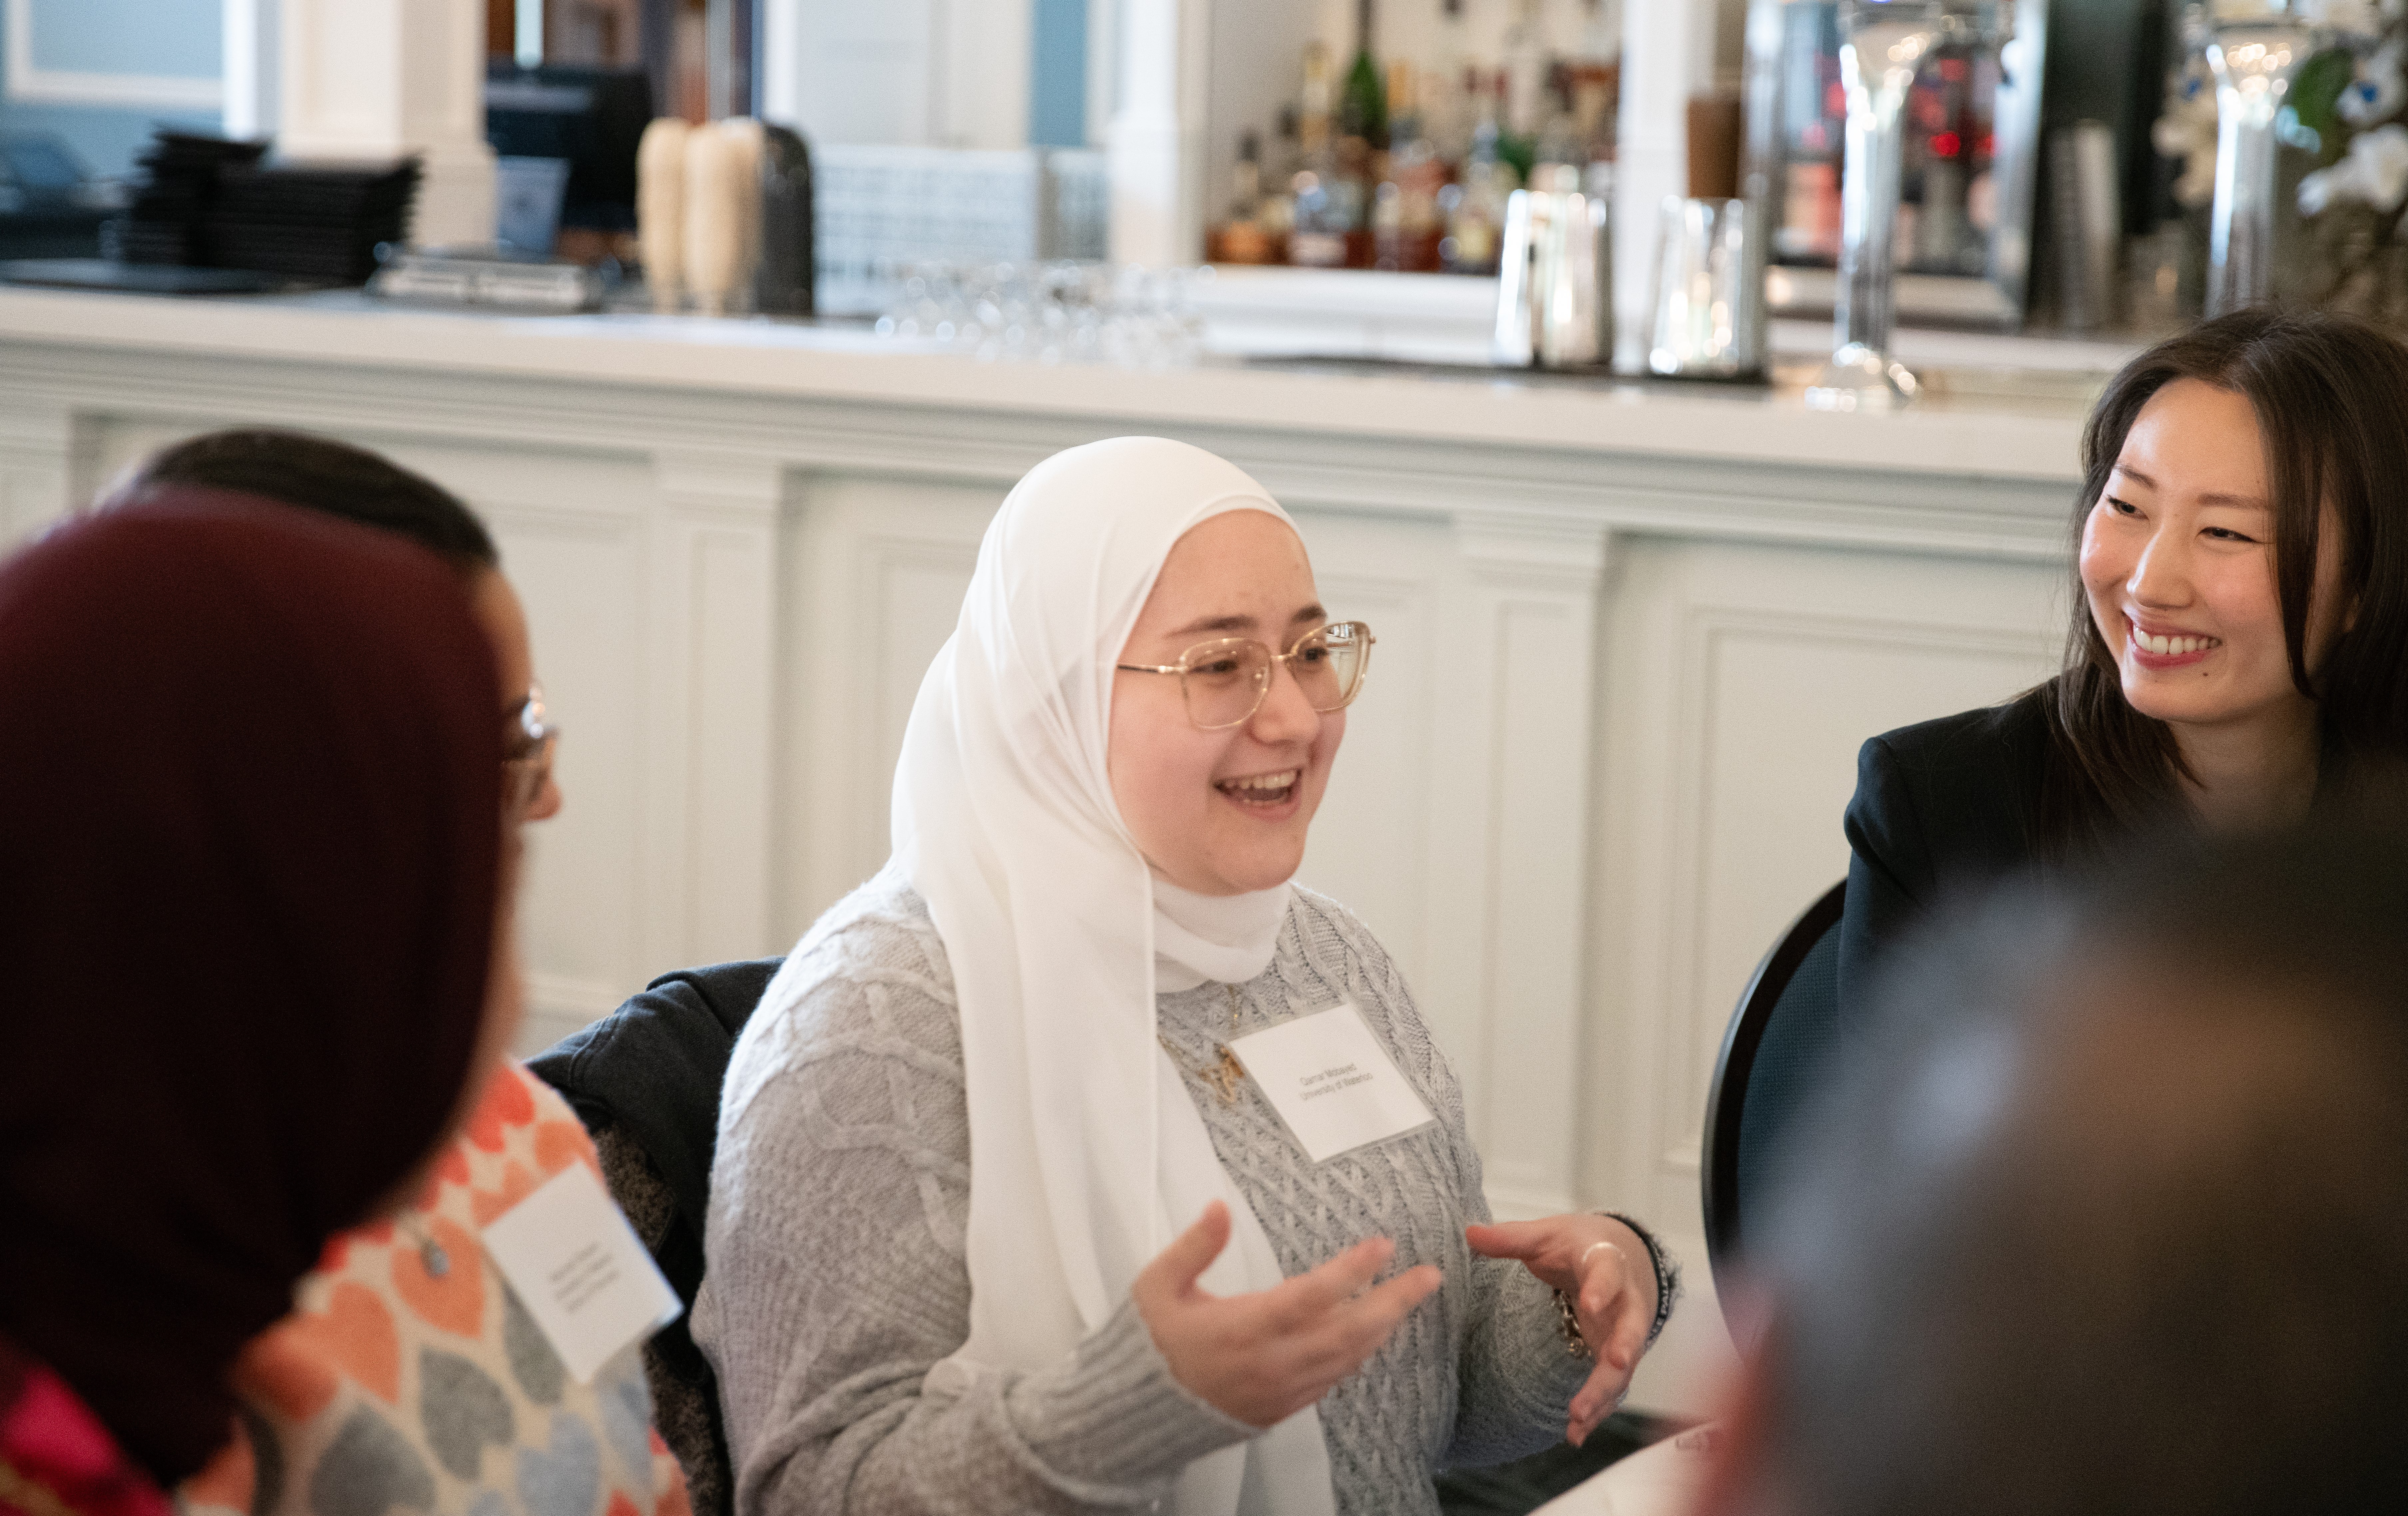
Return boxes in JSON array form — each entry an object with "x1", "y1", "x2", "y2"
[
  {"x1": 221, "y1": 0, "x2": 279, "y2": 141},
  {"x1": 759, "y1": 0, "x2": 801, "y2": 128},
  {"x1": 277, "y1": 0, "x2": 496, "y2": 247},
  {"x1": 1109, "y1": 0, "x2": 1210, "y2": 266},
  {"x1": 1613, "y1": 0, "x2": 1718, "y2": 370}
]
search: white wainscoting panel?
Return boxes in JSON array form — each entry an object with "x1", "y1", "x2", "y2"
[
  {"x1": 83, "y1": 417, "x2": 671, "y2": 1051},
  {"x1": 379, "y1": 440, "x2": 661, "y2": 1045},
  {"x1": 1594, "y1": 536, "x2": 2063, "y2": 1410},
  {"x1": 645, "y1": 452, "x2": 788, "y2": 970},
  {"x1": 777, "y1": 472, "x2": 999, "y2": 943},
  {"x1": 1286, "y1": 515, "x2": 1445, "y2": 999},
  {"x1": 0, "y1": 404, "x2": 81, "y2": 544}
]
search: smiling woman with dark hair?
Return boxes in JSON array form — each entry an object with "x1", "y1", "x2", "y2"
[{"x1": 1839, "y1": 307, "x2": 2408, "y2": 1018}]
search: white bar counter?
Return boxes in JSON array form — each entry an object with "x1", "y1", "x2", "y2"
[{"x1": 0, "y1": 285, "x2": 2099, "y2": 1410}]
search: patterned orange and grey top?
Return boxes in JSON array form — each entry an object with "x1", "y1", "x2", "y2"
[{"x1": 180, "y1": 1063, "x2": 690, "y2": 1516}]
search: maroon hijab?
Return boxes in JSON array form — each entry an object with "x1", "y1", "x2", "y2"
[{"x1": 0, "y1": 493, "x2": 504, "y2": 1483}]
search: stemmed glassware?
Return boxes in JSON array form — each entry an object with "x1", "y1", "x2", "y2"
[
  {"x1": 1805, "y1": 0, "x2": 2009, "y2": 413},
  {"x1": 874, "y1": 262, "x2": 1210, "y2": 367},
  {"x1": 2205, "y1": 3, "x2": 2316, "y2": 317}
]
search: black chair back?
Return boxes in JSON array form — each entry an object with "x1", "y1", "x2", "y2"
[
  {"x1": 1701, "y1": 881, "x2": 1845, "y2": 1280},
  {"x1": 531, "y1": 956, "x2": 781, "y2": 1516}
]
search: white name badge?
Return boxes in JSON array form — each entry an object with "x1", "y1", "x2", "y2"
[
  {"x1": 481, "y1": 1163, "x2": 682, "y2": 1384},
  {"x1": 1227, "y1": 1001, "x2": 1436, "y2": 1163}
]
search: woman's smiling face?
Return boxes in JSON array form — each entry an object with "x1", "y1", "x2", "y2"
[
  {"x1": 1108, "y1": 510, "x2": 1344, "y2": 896},
  {"x1": 2081, "y1": 378, "x2": 2346, "y2": 738}
]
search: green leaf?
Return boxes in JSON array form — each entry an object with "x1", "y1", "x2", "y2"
[{"x1": 2290, "y1": 47, "x2": 2361, "y2": 167}]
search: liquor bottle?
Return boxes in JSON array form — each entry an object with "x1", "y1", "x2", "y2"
[
  {"x1": 1292, "y1": 149, "x2": 1372, "y2": 269},
  {"x1": 1260, "y1": 105, "x2": 1302, "y2": 254},
  {"x1": 1288, "y1": 170, "x2": 1346, "y2": 268},
  {"x1": 1441, "y1": 70, "x2": 1513, "y2": 276},
  {"x1": 1501, "y1": 0, "x2": 1545, "y2": 137},
  {"x1": 1337, "y1": 0, "x2": 1388, "y2": 151},
  {"x1": 1231, "y1": 130, "x2": 1263, "y2": 219},
  {"x1": 1289, "y1": 41, "x2": 1359, "y2": 269},
  {"x1": 1535, "y1": 94, "x2": 1584, "y2": 175},
  {"x1": 1376, "y1": 65, "x2": 1446, "y2": 272},
  {"x1": 1300, "y1": 41, "x2": 1334, "y2": 165},
  {"x1": 1218, "y1": 131, "x2": 1282, "y2": 265},
  {"x1": 1385, "y1": 60, "x2": 1420, "y2": 146}
]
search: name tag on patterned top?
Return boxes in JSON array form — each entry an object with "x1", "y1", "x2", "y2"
[
  {"x1": 482, "y1": 1163, "x2": 681, "y2": 1384},
  {"x1": 1227, "y1": 1001, "x2": 1437, "y2": 1163}
]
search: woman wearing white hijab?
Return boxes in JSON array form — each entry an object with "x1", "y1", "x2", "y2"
[{"x1": 695, "y1": 438, "x2": 1676, "y2": 1516}]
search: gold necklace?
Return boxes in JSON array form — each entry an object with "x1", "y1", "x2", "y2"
[{"x1": 1159, "y1": 984, "x2": 1250, "y2": 1106}]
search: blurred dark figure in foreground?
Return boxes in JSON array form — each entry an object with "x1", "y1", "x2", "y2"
[{"x1": 1698, "y1": 827, "x2": 2408, "y2": 1516}]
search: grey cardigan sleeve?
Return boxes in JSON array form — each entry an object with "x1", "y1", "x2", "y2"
[{"x1": 692, "y1": 967, "x2": 1253, "y2": 1516}]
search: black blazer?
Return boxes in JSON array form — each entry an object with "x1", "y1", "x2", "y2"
[{"x1": 1839, "y1": 689, "x2": 2053, "y2": 1028}]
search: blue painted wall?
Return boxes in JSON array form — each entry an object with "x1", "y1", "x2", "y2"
[
  {"x1": 1027, "y1": 0, "x2": 1086, "y2": 149},
  {"x1": 0, "y1": 0, "x2": 223, "y2": 181}
]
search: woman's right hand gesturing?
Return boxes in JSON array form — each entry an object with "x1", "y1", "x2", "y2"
[{"x1": 1132, "y1": 1200, "x2": 1442, "y2": 1428}]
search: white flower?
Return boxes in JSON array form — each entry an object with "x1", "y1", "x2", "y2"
[
  {"x1": 2302, "y1": 166, "x2": 2342, "y2": 214},
  {"x1": 2300, "y1": 121, "x2": 2408, "y2": 214},
  {"x1": 2156, "y1": 88, "x2": 2222, "y2": 208},
  {"x1": 2338, "y1": 39, "x2": 2408, "y2": 125}
]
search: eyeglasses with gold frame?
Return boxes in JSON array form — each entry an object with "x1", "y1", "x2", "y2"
[{"x1": 1116, "y1": 621, "x2": 1375, "y2": 731}]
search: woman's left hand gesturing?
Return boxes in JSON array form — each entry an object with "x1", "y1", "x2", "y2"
[{"x1": 1465, "y1": 1214, "x2": 1658, "y2": 1447}]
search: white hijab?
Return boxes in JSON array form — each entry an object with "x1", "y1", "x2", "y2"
[{"x1": 896, "y1": 438, "x2": 1337, "y2": 1516}]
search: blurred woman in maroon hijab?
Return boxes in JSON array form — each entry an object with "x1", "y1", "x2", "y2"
[{"x1": 0, "y1": 493, "x2": 506, "y2": 1514}]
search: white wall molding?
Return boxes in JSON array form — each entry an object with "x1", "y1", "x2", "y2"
[
  {"x1": 1435, "y1": 512, "x2": 1613, "y2": 1221},
  {"x1": 1644, "y1": 602, "x2": 2060, "y2": 1180},
  {"x1": 780, "y1": 475, "x2": 997, "y2": 929},
  {"x1": 1586, "y1": 539, "x2": 2061, "y2": 1243},
  {"x1": 1454, "y1": 511, "x2": 1615, "y2": 591},
  {"x1": 0, "y1": 402, "x2": 84, "y2": 545},
  {"x1": 3, "y1": 0, "x2": 224, "y2": 108},
  {"x1": 521, "y1": 971, "x2": 633, "y2": 1058},
  {"x1": 526, "y1": 970, "x2": 628, "y2": 1017},
  {"x1": 646, "y1": 451, "x2": 790, "y2": 972}
]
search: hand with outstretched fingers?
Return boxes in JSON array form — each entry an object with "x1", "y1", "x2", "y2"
[
  {"x1": 1132, "y1": 1201, "x2": 1444, "y2": 1428},
  {"x1": 1465, "y1": 1214, "x2": 1659, "y2": 1446}
]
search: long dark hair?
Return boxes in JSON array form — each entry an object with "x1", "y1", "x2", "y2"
[{"x1": 2041, "y1": 307, "x2": 2408, "y2": 854}]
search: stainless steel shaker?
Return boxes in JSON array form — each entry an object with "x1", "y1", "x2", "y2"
[
  {"x1": 1647, "y1": 195, "x2": 1766, "y2": 379},
  {"x1": 1493, "y1": 165, "x2": 1612, "y2": 369}
]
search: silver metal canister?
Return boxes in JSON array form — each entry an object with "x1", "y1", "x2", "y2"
[
  {"x1": 1647, "y1": 195, "x2": 1766, "y2": 380},
  {"x1": 1493, "y1": 165, "x2": 1612, "y2": 369}
]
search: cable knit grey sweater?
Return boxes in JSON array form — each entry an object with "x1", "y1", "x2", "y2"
[{"x1": 693, "y1": 870, "x2": 1588, "y2": 1516}]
